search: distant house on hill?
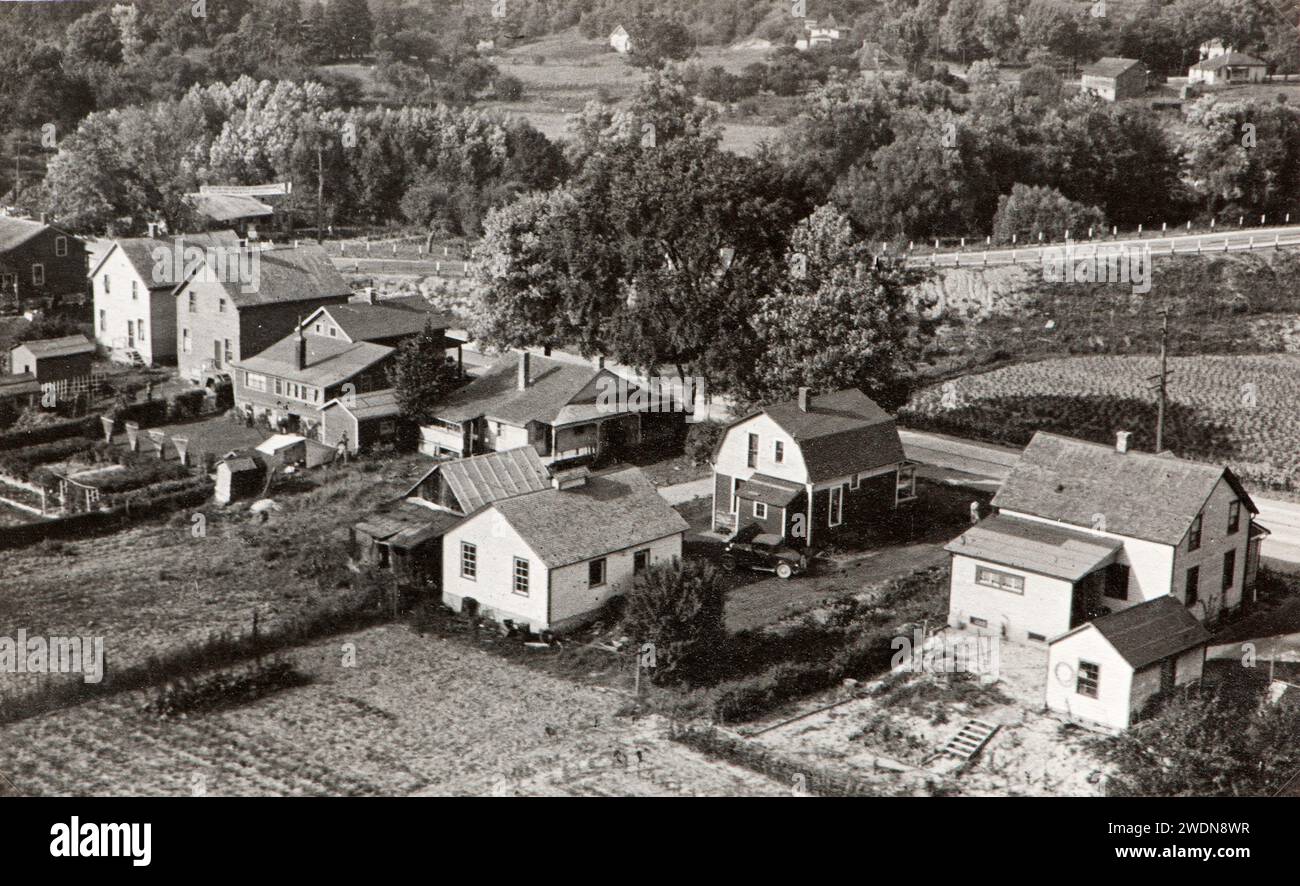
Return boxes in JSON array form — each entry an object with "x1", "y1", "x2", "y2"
[
  {"x1": 1080, "y1": 57, "x2": 1147, "y2": 102},
  {"x1": 1188, "y1": 51, "x2": 1268, "y2": 86},
  {"x1": 796, "y1": 15, "x2": 845, "y2": 51},
  {"x1": 609, "y1": 25, "x2": 632, "y2": 54}
]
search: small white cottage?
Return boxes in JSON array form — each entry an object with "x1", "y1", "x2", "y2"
[{"x1": 1045, "y1": 596, "x2": 1211, "y2": 732}]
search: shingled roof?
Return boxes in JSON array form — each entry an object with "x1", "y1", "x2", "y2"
[
  {"x1": 12, "y1": 335, "x2": 95, "y2": 359},
  {"x1": 946, "y1": 513, "x2": 1123, "y2": 582},
  {"x1": 1057, "y1": 596, "x2": 1211, "y2": 670},
  {"x1": 992, "y1": 432, "x2": 1256, "y2": 546},
  {"x1": 234, "y1": 334, "x2": 393, "y2": 388},
  {"x1": 92, "y1": 231, "x2": 242, "y2": 287},
  {"x1": 488, "y1": 467, "x2": 688, "y2": 568},
  {"x1": 183, "y1": 243, "x2": 352, "y2": 309},
  {"x1": 431, "y1": 353, "x2": 609, "y2": 426},
  {"x1": 405, "y1": 446, "x2": 551, "y2": 513},
  {"x1": 722, "y1": 388, "x2": 905, "y2": 483},
  {"x1": 310, "y1": 302, "x2": 452, "y2": 343},
  {"x1": 1192, "y1": 51, "x2": 1267, "y2": 70},
  {"x1": 1083, "y1": 57, "x2": 1144, "y2": 79},
  {"x1": 184, "y1": 192, "x2": 273, "y2": 222},
  {"x1": 0, "y1": 216, "x2": 70, "y2": 252}
]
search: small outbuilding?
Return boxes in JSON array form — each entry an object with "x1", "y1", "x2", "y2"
[
  {"x1": 1080, "y1": 57, "x2": 1147, "y2": 102},
  {"x1": 609, "y1": 25, "x2": 632, "y2": 54},
  {"x1": 1045, "y1": 596, "x2": 1211, "y2": 732},
  {"x1": 215, "y1": 451, "x2": 267, "y2": 505},
  {"x1": 8, "y1": 334, "x2": 95, "y2": 385}
]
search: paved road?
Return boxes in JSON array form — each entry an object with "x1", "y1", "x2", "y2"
[
  {"x1": 900, "y1": 427, "x2": 1300, "y2": 569},
  {"x1": 903, "y1": 224, "x2": 1300, "y2": 268}
]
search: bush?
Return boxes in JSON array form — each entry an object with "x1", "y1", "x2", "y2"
[
  {"x1": 493, "y1": 74, "x2": 523, "y2": 100},
  {"x1": 146, "y1": 657, "x2": 310, "y2": 718},
  {"x1": 991, "y1": 183, "x2": 1107, "y2": 245},
  {"x1": 0, "y1": 415, "x2": 99, "y2": 450},
  {"x1": 621, "y1": 559, "x2": 726, "y2": 684},
  {"x1": 167, "y1": 389, "x2": 206, "y2": 422},
  {"x1": 684, "y1": 420, "x2": 725, "y2": 466}
]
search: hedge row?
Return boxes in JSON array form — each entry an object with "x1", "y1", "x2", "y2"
[
  {"x1": 0, "y1": 415, "x2": 100, "y2": 450},
  {"x1": 0, "y1": 437, "x2": 97, "y2": 481},
  {"x1": 0, "y1": 478, "x2": 214, "y2": 550},
  {"x1": 147, "y1": 658, "x2": 310, "y2": 718}
]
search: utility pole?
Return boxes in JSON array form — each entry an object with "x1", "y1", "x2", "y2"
[
  {"x1": 1148, "y1": 311, "x2": 1172, "y2": 452},
  {"x1": 316, "y1": 140, "x2": 325, "y2": 245}
]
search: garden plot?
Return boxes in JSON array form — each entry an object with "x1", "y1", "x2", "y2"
[{"x1": 0, "y1": 625, "x2": 785, "y2": 797}]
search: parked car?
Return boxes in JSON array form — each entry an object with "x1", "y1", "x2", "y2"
[{"x1": 721, "y1": 524, "x2": 809, "y2": 579}]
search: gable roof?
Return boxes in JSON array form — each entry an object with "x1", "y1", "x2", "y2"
[
  {"x1": 723, "y1": 388, "x2": 905, "y2": 482},
  {"x1": 0, "y1": 372, "x2": 40, "y2": 397},
  {"x1": 91, "y1": 231, "x2": 242, "y2": 285},
  {"x1": 0, "y1": 216, "x2": 78, "y2": 253},
  {"x1": 12, "y1": 334, "x2": 95, "y2": 359},
  {"x1": 992, "y1": 432, "x2": 1255, "y2": 546},
  {"x1": 1191, "y1": 51, "x2": 1267, "y2": 70},
  {"x1": 322, "y1": 388, "x2": 403, "y2": 421},
  {"x1": 1055, "y1": 596, "x2": 1211, "y2": 670},
  {"x1": 180, "y1": 243, "x2": 352, "y2": 309},
  {"x1": 1083, "y1": 57, "x2": 1144, "y2": 79},
  {"x1": 945, "y1": 513, "x2": 1123, "y2": 582},
  {"x1": 184, "y1": 192, "x2": 273, "y2": 222},
  {"x1": 405, "y1": 446, "x2": 551, "y2": 512},
  {"x1": 234, "y1": 334, "x2": 393, "y2": 388},
  {"x1": 486, "y1": 467, "x2": 688, "y2": 568},
  {"x1": 309, "y1": 302, "x2": 450, "y2": 343},
  {"x1": 431, "y1": 353, "x2": 607, "y2": 426}
]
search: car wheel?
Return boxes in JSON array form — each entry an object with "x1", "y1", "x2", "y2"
[
  {"x1": 776, "y1": 562, "x2": 793, "y2": 580},
  {"x1": 721, "y1": 555, "x2": 737, "y2": 572}
]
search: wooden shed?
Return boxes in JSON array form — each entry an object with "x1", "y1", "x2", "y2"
[
  {"x1": 215, "y1": 451, "x2": 267, "y2": 505},
  {"x1": 352, "y1": 501, "x2": 460, "y2": 589}
]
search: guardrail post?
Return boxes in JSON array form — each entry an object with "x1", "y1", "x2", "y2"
[{"x1": 982, "y1": 251, "x2": 987, "y2": 266}]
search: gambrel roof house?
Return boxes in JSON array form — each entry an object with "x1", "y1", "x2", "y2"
[
  {"x1": 711, "y1": 387, "x2": 914, "y2": 547},
  {"x1": 1046, "y1": 596, "x2": 1212, "y2": 732},
  {"x1": 420, "y1": 352, "x2": 654, "y2": 465},
  {"x1": 948, "y1": 431, "x2": 1267, "y2": 647},
  {"x1": 441, "y1": 466, "x2": 689, "y2": 633}
]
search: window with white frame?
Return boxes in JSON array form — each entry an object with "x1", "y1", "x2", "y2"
[
  {"x1": 55, "y1": 236, "x2": 67, "y2": 257},
  {"x1": 896, "y1": 465, "x2": 917, "y2": 502},
  {"x1": 773, "y1": 440, "x2": 784, "y2": 463},
  {"x1": 137, "y1": 319, "x2": 145, "y2": 342},
  {"x1": 849, "y1": 473, "x2": 861, "y2": 490},
  {"x1": 512, "y1": 557, "x2": 529, "y2": 596},
  {"x1": 31, "y1": 264, "x2": 44, "y2": 286},
  {"x1": 460, "y1": 542, "x2": 477, "y2": 579},
  {"x1": 188, "y1": 292, "x2": 196, "y2": 313},
  {"x1": 245, "y1": 372, "x2": 267, "y2": 392},
  {"x1": 1076, "y1": 661, "x2": 1100, "y2": 698},
  {"x1": 131, "y1": 280, "x2": 138, "y2": 301},
  {"x1": 975, "y1": 566, "x2": 1025, "y2": 593},
  {"x1": 828, "y1": 486, "x2": 844, "y2": 527},
  {"x1": 753, "y1": 501, "x2": 768, "y2": 519}
]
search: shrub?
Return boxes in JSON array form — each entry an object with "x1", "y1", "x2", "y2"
[
  {"x1": 684, "y1": 420, "x2": 725, "y2": 466},
  {"x1": 493, "y1": 74, "x2": 523, "y2": 100},
  {"x1": 991, "y1": 183, "x2": 1106, "y2": 245},
  {"x1": 146, "y1": 657, "x2": 310, "y2": 718},
  {"x1": 0, "y1": 437, "x2": 97, "y2": 480},
  {"x1": 621, "y1": 559, "x2": 726, "y2": 684},
  {"x1": 0, "y1": 415, "x2": 99, "y2": 450}
]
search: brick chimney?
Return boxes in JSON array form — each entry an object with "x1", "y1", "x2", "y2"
[
  {"x1": 295, "y1": 318, "x2": 306, "y2": 371},
  {"x1": 1115, "y1": 430, "x2": 1131, "y2": 454},
  {"x1": 517, "y1": 351, "x2": 531, "y2": 391},
  {"x1": 798, "y1": 387, "x2": 811, "y2": 412}
]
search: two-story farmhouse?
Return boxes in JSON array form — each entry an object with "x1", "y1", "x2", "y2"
[
  {"x1": 711, "y1": 387, "x2": 915, "y2": 547},
  {"x1": 441, "y1": 466, "x2": 688, "y2": 634},
  {"x1": 174, "y1": 243, "x2": 352, "y2": 384},
  {"x1": 91, "y1": 230, "x2": 240, "y2": 366},
  {"x1": 352, "y1": 447, "x2": 554, "y2": 587},
  {"x1": 0, "y1": 216, "x2": 87, "y2": 312},
  {"x1": 946, "y1": 431, "x2": 1266, "y2": 645},
  {"x1": 232, "y1": 300, "x2": 457, "y2": 443},
  {"x1": 419, "y1": 352, "x2": 654, "y2": 465}
]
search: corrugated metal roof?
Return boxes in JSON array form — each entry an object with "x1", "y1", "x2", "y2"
[
  {"x1": 992, "y1": 432, "x2": 1256, "y2": 546},
  {"x1": 946, "y1": 513, "x2": 1122, "y2": 582},
  {"x1": 407, "y1": 446, "x2": 551, "y2": 513}
]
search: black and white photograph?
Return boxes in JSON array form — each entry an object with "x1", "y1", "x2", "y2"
[{"x1": 0, "y1": 0, "x2": 1297, "y2": 835}]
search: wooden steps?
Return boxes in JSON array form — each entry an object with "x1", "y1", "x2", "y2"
[{"x1": 932, "y1": 719, "x2": 999, "y2": 764}]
